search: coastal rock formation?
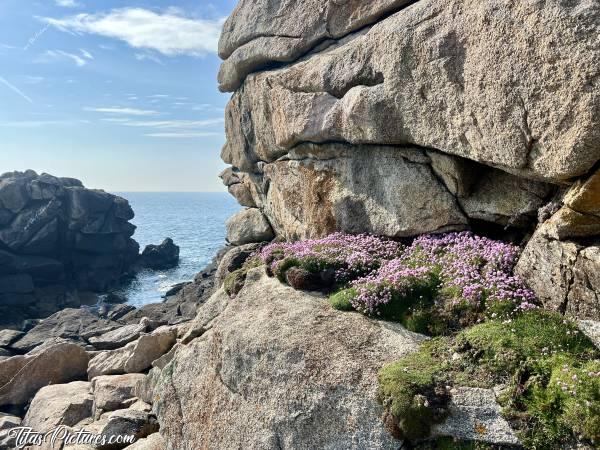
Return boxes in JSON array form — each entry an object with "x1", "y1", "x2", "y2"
[
  {"x1": 219, "y1": 0, "x2": 600, "y2": 316},
  {"x1": 154, "y1": 269, "x2": 425, "y2": 449},
  {"x1": 139, "y1": 238, "x2": 180, "y2": 271},
  {"x1": 0, "y1": 171, "x2": 139, "y2": 327}
]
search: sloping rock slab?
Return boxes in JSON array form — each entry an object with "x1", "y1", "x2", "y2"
[
  {"x1": 432, "y1": 387, "x2": 520, "y2": 446},
  {"x1": 11, "y1": 308, "x2": 120, "y2": 353},
  {"x1": 22, "y1": 381, "x2": 93, "y2": 431},
  {"x1": 0, "y1": 342, "x2": 89, "y2": 406},
  {"x1": 88, "y1": 328, "x2": 177, "y2": 380},
  {"x1": 154, "y1": 269, "x2": 425, "y2": 449},
  {"x1": 92, "y1": 374, "x2": 147, "y2": 414}
]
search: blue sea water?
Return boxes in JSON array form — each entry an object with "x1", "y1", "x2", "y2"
[{"x1": 113, "y1": 192, "x2": 241, "y2": 307}]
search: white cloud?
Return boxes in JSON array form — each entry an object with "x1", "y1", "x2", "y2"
[
  {"x1": 80, "y1": 48, "x2": 93, "y2": 59},
  {"x1": 24, "y1": 76, "x2": 45, "y2": 84},
  {"x1": 55, "y1": 0, "x2": 81, "y2": 7},
  {"x1": 0, "y1": 77, "x2": 33, "y2": 103},
  {"x1": 84, "y1": 107, "x2": 159, "y2": 116},
  {"x1": 121, "y1": 118, "x2": 224, "y2": 129},
  {"x1": 43, "y1": 8, "x2": 226, "y2": 57},
  {"x1": 0, "y1": 119, "x2": 89, "y2": 127},
  {"x1": 144, "y1": 132, "x2": 221, "y2": 138},
  {"x1": 40, "y1": 49, "x2": 88, "y2": 66},
  {"x1": 135, "y1": 53, "x2": 164, "y2": 65}
]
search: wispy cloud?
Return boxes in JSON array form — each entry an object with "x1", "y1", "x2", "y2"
[
  {"x1": 135, "y1": 53, "x2": 164, "y2": 65},
  {"x1": 40, "y1": 49, "x2": 89, "y2": 66},
  {"x1": 55, "y1": 0, "x2": 81, "y2": 7},
  {"x1": 121, "y1": 118, "x2": 224, "y2": 129},
  {"x1": 43, "y1": 8, "x2": 226, "y2": 57},
  {"x1": 80, "y1": 48, "x2": 93, "y2": 60},
  {"x1": 24, "y1": 76, "x2": 45, "y2": 84},
  {"x1": 0, "y1": 119, "x2": 89, "y2": 127},
  {"x1": 84, "y1": 107, "x2": 159, "y2": 116},
  {"x1": 144, "y1": 132, "x2": 221, "y2": 138},
  {"x1": 0, "y1": 76, "x2": 33, "y2": 103}
]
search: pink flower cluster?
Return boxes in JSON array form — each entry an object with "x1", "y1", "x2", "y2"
[
  {"x1": 257, "y1": 232, "x2": 401, "y2": 281},
  {"x1": 350, "y1": 232, "x2": 537, "y2": 315}
]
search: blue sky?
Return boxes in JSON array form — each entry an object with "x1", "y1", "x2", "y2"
[{"x1": 0, "y1": 0, "x2": 238, "y2": 191}]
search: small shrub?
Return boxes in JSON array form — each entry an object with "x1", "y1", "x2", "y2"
[
  {"x1": 329, "y1": 288, "x2": 356, "y2": 311},
  {"x1": 223, "y1": 268, "x2": 247, "y2": 297}
]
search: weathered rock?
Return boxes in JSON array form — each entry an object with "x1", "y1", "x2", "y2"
[
  {"x1": 218, "y1": 0, "x2": 414, "y2": 91},
  {"x1": 432, "y1": 387, "x2": 520, "y2": 446},
  {"x1": 0, "y1": 342, "x2": 89, "y2": 406},
  {"x1": 123, "y1": 432, "x2": 165, "y2": 450},
  {"x1": 0, "y1": 171, "x2": 140, "y2": 327},
  {"x1": 578, "y1": 320, "x2": 600, "y2": 350},
  {"x1": 0, "y1": 329, "x2": 23, "y2": 348},
  {"x1": 543, "y1": 168, "x2": 600, "y2": 239},
  {"x1": 89, "y1": 319, "x2": 150, "y2": 351},
  {"x1": 221, "y1": 0, "x2": 600, "y2": 182},
  {"x1": 92, "y1": 374, "x2": 147, "y2": 415},
  {"x1": 0, "y1": 412, "x2": 21, "y2": 431},
  {"x1": 22, "y1": 381, "x2": 93, "y2": 431},
  {"x1": 139, "y1": 239, "x2": 180, "y2": 271},
  {"x1": 214, "y1": 243, "x2": 260, "y2": 288},
  {"x1": 258, "y1": 144, "x2": 470, "y2": 239},
  {"x1": 226, "y1": 208, "x2": 274, "y2": 245},
  {"x1": 11, "y1": 308, "x2": 120, "y2": 353},
  {"x1": 459, "y1": 169, "x2": 552, "y2": 228},
  {"x1": 516, "y1": 231, "x2": 600, "y2": 320},
  {"x1": 154, "y1": 269, "x2": 425, "y2": 449},
  {"x1": 88, "y1": 328, "x2": 177, "y2": 379},
  {"x1": 0, "y1": 412, "x2": 21, "y2": 449},
  {"x1": 96, "y1": 409, "x2": 159, "y2": 450}
]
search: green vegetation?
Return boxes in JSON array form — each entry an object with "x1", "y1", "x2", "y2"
[
  {"x1": 378, "y1": 310, "x2": 600, "y2": 449},
  {"x1": 329, "y1": 288, "x2": 356, "y2": 311}
]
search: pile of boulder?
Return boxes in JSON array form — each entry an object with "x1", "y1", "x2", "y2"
[{"x1": 0, "y1": 170, "x2": 181, "y2": 329}]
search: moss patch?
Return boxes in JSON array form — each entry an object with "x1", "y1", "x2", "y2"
[
  {"x1": 378, "y1": 310, "x2": 600, "y2": 448},
  {"x1": 329, "y1": 288, "x2": 356, "y2": 311}
]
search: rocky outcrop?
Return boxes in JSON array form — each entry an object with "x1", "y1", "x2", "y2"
[
  {"x1": 139, "y1": 238, "x2": 180, "y2": 271},
  {"x1": 0, "y1": 170, "x2": 140, "y2": 327},
  {"x1": 218, "y1": 0, "x2": 600, "y2": 319},
  {"x1": 152, "y1": 269, "x2": 425, "y2": 449}
]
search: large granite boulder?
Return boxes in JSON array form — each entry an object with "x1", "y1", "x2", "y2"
[
  {"x1": 218, "y1": 0, "x2": 598, "y2": 243},
  {"x1": 220, "y1": 0, "x2": 599, "y2": 181},
  {"x1": 0, "y1": 171, "x2": 139, "y2": 327},
  {"x1": 153, "y1": 269, "x2": 425, "y2": 449},
  {"x1": 22, "y1": 381, "x2": 93, "y2": 431},
  {"x1": 0, "y1": 341, "x2": 89, "y2": 406}
]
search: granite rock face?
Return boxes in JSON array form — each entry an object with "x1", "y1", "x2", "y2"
[
  {"x1": 218, "y1": 0, "x2": 600, "y2": 319},
  {"x1": 153, "y1": 269, "x2": 425, "y2": 449},
  {"x1": 0, "y1": 171, "x2": 139, "y2": 327}
]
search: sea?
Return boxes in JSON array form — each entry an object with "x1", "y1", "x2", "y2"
[{"x1": 112, "y1": 192, "x2": 241, "y2": 307}]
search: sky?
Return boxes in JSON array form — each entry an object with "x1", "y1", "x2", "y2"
[{"x1": 0, "y1": 0, "x2": 239, "y2": 192}]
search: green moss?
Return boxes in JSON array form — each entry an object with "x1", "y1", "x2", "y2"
[
  {"x1": 378, "y1": 340, "x2": 449, "y2": 440},
  {"x1": 223, "y1": 268, "x2": 247, "y2": 297},
  {"x1": 329, "y1": 288, "x2": 356, "y2": 311},
  {"x1": 274, "y1": 257, "x2": 301, "y2": 282},
  {"x1": 379, "y1": 310, "x2": 600, "y2": 448}
]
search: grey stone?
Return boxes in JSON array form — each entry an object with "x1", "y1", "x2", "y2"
[
  {"x1": 226, "y1": 208, "x2": 274, "y2": 245},
  {"x1": 11, "y1": 308, "x2": 120, "y2": 353},
  {"x1": 154, "y1": 269, "x2": 424, "y2": 449},
  {"x1": 91, "y1": 374, "x2": 147, "y2": 415},
  {"x1": 432, "y1": 387, "x2": 520, "y2": 446},
  {"x1": 22, "y1": 381, "x2": 93, "y2": 431},
  {"x1": 88, "y1": 327, "x2": 177, "y2": 379},
  {"x1": 89, "y1": 319, "x2": 150, "y2": 351},
  {"x1": 0, "y1": 342, "x2": 89, "y2": 406}
]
